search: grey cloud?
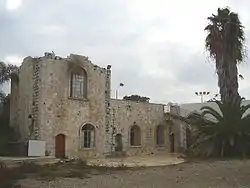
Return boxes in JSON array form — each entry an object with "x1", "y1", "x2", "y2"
[
  {"x1": 0, "y1": 0, "x2": 132, "y2": 56},
  {"x1": 175, "y1": 54, "x2": 217, "y2": 86},
  {"x1": 1, "y1": 0, "x2": 250, "y2": 104}
]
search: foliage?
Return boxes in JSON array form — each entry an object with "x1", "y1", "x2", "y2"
[
  {"x1": 0, "y1": 95, "x2": 20, "y2": 155},
  {"x1": 0, "y1": 61, "x2": 19, "y2": 85},
  {"x1": 123, "y1": 95, "x2": 150, "y2": 102},
  {"x1": 205, "y1": 7, "x2": 245, "y2": 106},
  {"x1": 0, "y1": 159, "x2": 131, "y2": 187},
  {"x1": 0, "y1": 61, "x2": 20, "y2": 155},
  {"x1": 0, "y1": 96, "x2": 10, "y2": 155},
  {"x1": 193, "y1": 7, "x2": 248, "y2": 158},
  {"x1": 0, "y1": 61, "x2": 19, "y2": 102},
  {"x1": 205, "y1": 7, "x2": 245, "y2": 62},
  {"x1": 187, "y1": 98, "x2": 250, "y2": 157},
  {"x1": 0, "y1": 91, "x2": 5, "y2": 103}
]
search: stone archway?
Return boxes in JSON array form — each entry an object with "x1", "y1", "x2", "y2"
[
  {"x1": 156, "y1": 125, "x2": 166, "y2": 146},
  {"x1": 115, "y1": 133, "x2": 123, "y2": 151},
  {"x1": 55, "y1": 134, "x2": 66, "y2": 158}
]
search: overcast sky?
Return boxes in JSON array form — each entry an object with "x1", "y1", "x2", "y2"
[{"x1": 1, "y1": 0, "x2": 250, "y2": 104}]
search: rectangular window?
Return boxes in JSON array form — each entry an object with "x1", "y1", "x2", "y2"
[
  {"x1": 70, "y1": 73, "x2": 85, "y2": 98},
  {"x1": 130, "y1": 131, "x2": 135, "y2": 146},
  {"x1": 84, "y1": 130, "x2": 91, "y2": 148},
  {"x1": 80, "y1": 128, "x2": 95, "y2": 149}
]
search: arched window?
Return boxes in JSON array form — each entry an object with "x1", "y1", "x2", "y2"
[
  {"x1": 156, "y1": 125, "x2": 166, "y2": 146},
  {"x1": 70, "y1": 68, "x2": 87, "y2": 99},
  {"x1": 130, "y1": 125, "x2": 141, "y2": 146},
  {"x1": 80, "y1": 124, "x2": 95, "y2": 148}
]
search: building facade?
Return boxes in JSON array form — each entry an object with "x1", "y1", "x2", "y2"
[{"x1": 9, "y1": 53, "x2": 183, "y2": 158}]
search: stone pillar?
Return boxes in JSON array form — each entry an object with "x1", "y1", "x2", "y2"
[
  {"x1": 104, "y1": 65, "x2": 112, "y2": 155},
  {"x1": 30, "y1": 58, "x2": 42, "y2": 140}
]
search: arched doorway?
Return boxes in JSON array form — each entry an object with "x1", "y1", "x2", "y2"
[
  {"x1": 156, "y1": 125, "x2": 166, "y2": 146},
  {"x1": 55, "y1": 134, "x2": 66, "y2": 158},
  {"x1": 170, "y1": 133, "x2": 175, "y2": 153},
  {"x1": 130, "y1": 125, "x2": 141, "y2": 146},
  {"x1": 115, "y1": 133, "x2": 123, "y2": 151}
]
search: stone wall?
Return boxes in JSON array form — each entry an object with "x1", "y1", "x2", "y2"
[
  {"x1": 10, "y1": 57, "x2": 34, "y2": 140},
  {"x1": 10, "y1": 53, "x2": 180, "y2": 159},
  {"x1": 38, "y1": 54, "x2": 108, "y2": 158},
  {"x1": 109, "y1": 99, "x2": 170, "y2": 156},
  {"x1": 104, "y1": 65, "x2": 112, "y2": 155},
  {"x1": 9, "y1": 75, "x2": 19, "y2": 129},
  {"x1": 168, "y1": 105, "x2": 184, "y2": 152},
  {"x1": 31, "y1": 57, "x2": 43, "y2": 140}
]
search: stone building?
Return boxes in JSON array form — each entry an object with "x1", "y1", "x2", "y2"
[{"x1": 9, "y1": 53, "x2": 184, "y2": 158}]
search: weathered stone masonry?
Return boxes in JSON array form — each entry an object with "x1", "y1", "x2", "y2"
[
  {"x1": 10, "y1": 57, "x2": 34, "y2": 140},
  {"x1": 10, "y1": 53, "x2": 183, "y2": 158},
  {"x1": 109, "y1": 99, "x2": 169, "y2": 156},
  {"x1": 104, "y1": 65, "x2": 112, "y2": 154},
  {"x1": 30, "y1": 58, "x2": 42, "y2": 140}
]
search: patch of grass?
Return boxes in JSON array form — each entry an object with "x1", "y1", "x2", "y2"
[
  {"x1": 19, "y1": 161, "x2": 42, "y2": 173},
  {"x1": 35, "y1": 159, "x2": 97, "y2": 180},
  {"x1": 0, "y1": 161, "x2": 26, "y2": 188},
  {"x1": 0, "y1": 158, "x2": 134, "y2": 184},
  {"x1": 64, "y1": 169, "x2": 90, "y2": 179},
  {"x1": 75, "y1": 158, "x2": 87, "y2": 167},
  {"x1": 36, "y1": 159, "x2": 104, "y2": 180}
]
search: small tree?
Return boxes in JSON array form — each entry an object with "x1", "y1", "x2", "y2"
[
  {"x1": 0, "y1": 62, "x2": 19, "y2": 155},
  {"x1": 0, "y1": 96, "x2": 12, "y2": 155},
  {"x1": 123, "y1": 95, "x2": 150, "y2": 102},
  {"x1": 0, "y1": 61, "x2": 19, "y2": 102}
]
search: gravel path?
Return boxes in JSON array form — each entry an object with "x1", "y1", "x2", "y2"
[{"x1": 19, "y1": 159, "x2": 250, "y2": 188}]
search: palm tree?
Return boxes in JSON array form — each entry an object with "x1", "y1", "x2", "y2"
[
  {"x1": 0, "y1": 62, "x2": 18, "y2": 102},
  {"x1": 205, "y1": 7, "x2": 245, "y2": 107},
  {"x1": 187, "y1": 99, "x2": 250, "y2": 157}
]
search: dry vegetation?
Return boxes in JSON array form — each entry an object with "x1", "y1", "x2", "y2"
[
  {"x1": 0, "y1": 159, "x2": 130, "y2": 188},
  {"x1": 2, "y1": 158, "x2": 250, "y2": 188}
]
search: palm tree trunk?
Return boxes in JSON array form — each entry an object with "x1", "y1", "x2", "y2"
[
  {"x1": 228, "y1": 61, "x2": 241, "y2": 107},
  {"x1": 216, "y1": 56, "x2": 241, "y2": 107}
]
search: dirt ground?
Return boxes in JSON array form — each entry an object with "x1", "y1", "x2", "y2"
[{"x1": 14, "y1": 159, "x2": 250, "y2": 188}]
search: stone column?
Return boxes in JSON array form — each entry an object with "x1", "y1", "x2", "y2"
[
  {"x1": 104, "y1": 65, "x2": 112, "y2": 155},
  {"x1": 30, "y1": 58, "x2": 42, "y2": 140}
]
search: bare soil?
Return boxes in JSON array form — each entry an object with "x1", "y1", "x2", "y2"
[{"x1": 5, "y1": 159, "x2": 250, "y2": 188}]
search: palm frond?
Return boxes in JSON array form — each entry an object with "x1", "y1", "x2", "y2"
[
  {"x1": 241, "y1": 113, "x2": 250, "y2": 121},
  {"x1": 240, "y1": 104, "x2": 250, "y2": 115},
  {"x1": 200, "y1": 106, "x2": 223, "y2": 121},
  {"x1": 205, "y1": 7, "x2": 245, "y2": 63},
  {"x1": 187, "y1": 96, "x2": 250, "y2": 157}
]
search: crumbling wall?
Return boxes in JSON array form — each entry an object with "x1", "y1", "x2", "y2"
[
  {"x1": 11, "y1": 52, "x2": 180, "y2": 159},
  {"x1": 38, "y1": 54, "x2": 108, "y2": 158},
  {"x1": 12, "y1": 57, "x2": 34, "y2": 140},
  {"x1": 109, "y1": 99, "x2": 170, "y2": 156},
  {"x1": 104, "y1": 65, "x2": 112, "y2": 155},
  {"x1": 169, "y1": 104, "x2": 187, "y2": 152}
]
